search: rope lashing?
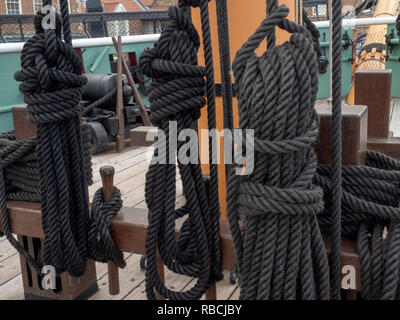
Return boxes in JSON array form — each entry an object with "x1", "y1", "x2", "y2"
[
  {"x1": 316, "y1": 150, "x2": 400, "y2": 300},
  {"x1": 139, "y1": 2, "x2": 222, "y2": 300},
  {"x1": 330, "y1": 0, "x2": 343, "y2": 300},
  {"x1": 228, "y1": 4, "x2": 330, "y2": 300},
  {"x1": 7, "y1": 1, "x2": 124, "y2": 276}
]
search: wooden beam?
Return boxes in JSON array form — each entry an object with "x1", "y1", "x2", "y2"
[{"x1": 0, "y1": 201, "x2": 361, "y2": 291}]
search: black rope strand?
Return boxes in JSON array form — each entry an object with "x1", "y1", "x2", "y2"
[{"x1": 330, "y1": 0, "x2": 343, "y2": 300}]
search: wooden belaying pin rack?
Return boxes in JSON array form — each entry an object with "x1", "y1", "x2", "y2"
[{"x1": 1, "y1": 101, "x2": 374, "y2": 300}]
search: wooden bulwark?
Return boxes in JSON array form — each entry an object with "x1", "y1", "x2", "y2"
[{"x1": 0, "y1": 200, "x2": 361, "y2": 293}]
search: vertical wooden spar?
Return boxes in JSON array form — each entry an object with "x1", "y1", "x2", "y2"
[
  {"x1": 192, "y1": 0, "x2": 297, "y2": 217},
  {"x1": 115, "y1": 35, "x2": 125, "y2": 152}
]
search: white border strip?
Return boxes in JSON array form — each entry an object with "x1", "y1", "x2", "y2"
[
  {"x1": 0, "y1": 33, "x2": 160, "y2": 53},
  {"x1": 314, "y1": 16, "x2": 397, "y2": 28}
]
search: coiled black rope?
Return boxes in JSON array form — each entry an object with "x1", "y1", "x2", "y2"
[
  {"x1": 7, "y1": 1, "x2": 125, "y2": 276},
  {"x1": 227, "y1": 5, "x2": 330, "y2": 300},
  {"x1": 0, "y1": 127, "x2": 92, "y2": 203},
  {"x1": 139, "y1": 1, "x2": 222, "y2": 300},
  {"x1": 316, "y1": 150, "x2": 400, "y2": 300}
]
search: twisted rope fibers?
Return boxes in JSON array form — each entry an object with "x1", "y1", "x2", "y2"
[
  {"x1": 139, "y1": 1, "x2": 222, "y2": 300},
  {"x1": 330, "y1": 0, "x2": 343, "y2": 300},
  {"x1": 316, "y1": 150, "x2": 400, "y2": 300},
  {"x1": 0, "y1": 127, "x2": 92, "y2": 203},
  {"x1": 2, "y1": 2, "x2": 125, "y2": 276},
  {"x1": 228, "y1": 5, "x2": 330, "y2": 300}
]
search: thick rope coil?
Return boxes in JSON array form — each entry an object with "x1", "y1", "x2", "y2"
[
  {"x1": 139, "y1": 3, "x2": 221, "y2": 300},
  {"x1": 4, "y1": 1, "x2": 124, "y2": 277},
  {"x1": 316, "y1": 150, "x2": 400, "y2": 300},
  {"x1": 0, "y1": 127, "x2": 93, "y2": 204},
  {"x1": 228, "y1": 5, "x2": 330, "y2": 300}
]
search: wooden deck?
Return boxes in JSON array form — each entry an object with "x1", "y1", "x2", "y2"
[{"x1": 0, "y1": 144, "x2": 239, "y2": 300}]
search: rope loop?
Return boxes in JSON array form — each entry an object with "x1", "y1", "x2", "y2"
[{"x1": 89, "y1": 187, "x2": 125, "y2": 268}]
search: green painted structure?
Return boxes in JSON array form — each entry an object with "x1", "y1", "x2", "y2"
[
  {"x1": 0, "y1": 39, "x2": 154, "y2": 132},
  {"x1": 316, "y1": 26, "x2": 354, "y2": 100},
  {"x1": 0, "y1": 24, "x2": 399, "y2": 132},
  {"x1": 386, "y1": 24, "x2": 400, "y2": 97}
]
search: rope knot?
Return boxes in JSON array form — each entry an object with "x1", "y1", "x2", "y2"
[
  {"x1": 14, "y1": 12, "x2": 87, "y2": 124},
  {"x1": 139, "y1": 6, "x2": 206, "y2": 126}
]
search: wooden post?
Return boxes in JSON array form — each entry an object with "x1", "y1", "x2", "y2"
[
  {"x1": 155, "y1": 253, "x2": 165, "y2": 300},
  {"x1": 115, "y1": 35, "x2": 125, "y2": 152},
  {"x1": 355, "y1": 70, "x2": 392, "y2": 137},
  {"x1": 111, "y1": 37, "x2": 151, "y2": 127},
  {"x1": 355, "y1": 69, "x2": 400, "y2": 160},
  {"x1": 100, "y1": 166, "x2": 120, "y2": 296},
  {"x1": 315, "y1": 101, "x2": 368, "y2": 165}
]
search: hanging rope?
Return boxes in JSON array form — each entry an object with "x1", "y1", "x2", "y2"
[
  {"x1": 139, "y1": 0, "x2": 222, "y2": 300},
  {"x1": 228, "y1": 4, "x2": 330, "y2": 300},
  {"x1": 330, "y1": 0, "x2": 343, "y2": 300},
  {"x1": 2, "y1": 1, "x2": 125, "y2": 276}
]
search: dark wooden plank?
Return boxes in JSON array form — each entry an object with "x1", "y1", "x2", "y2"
[
  {"x1": 355, "y1": 70, "x2": 392, "y2": 137},
  {"x1": 315, "y1": 101, "x2": 368, "y2": 165},
  {"x1": 367, "y1": 136, "x2": 400, "y2": 160}
]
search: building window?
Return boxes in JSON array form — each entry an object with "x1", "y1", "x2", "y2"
[
  {"x1": 312, "y1": 4, "x2": 327, "y2": 17},
  {"x1": 33, "y1": 0, "x2": 42, "y2": 13},
  {"x1": 5, "y1": 0, "x2": 21, "y2": 14}
]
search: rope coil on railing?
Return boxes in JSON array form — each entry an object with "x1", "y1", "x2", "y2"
[
  {"x1": 139, "y1": 1, "x2": 222, "y2": 300},
  {"x1": 0, "y1": 0, "x2": 125, "y2": 277},
  {"x1": 228, "y1": 4, "x2": 330, "y2": 300}
]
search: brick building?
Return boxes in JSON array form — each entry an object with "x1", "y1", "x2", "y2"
[
  {"x1": 305, "y1": 0, "x2": 374, "y2": 21},
  {"x1": 0, "y1": 0, "x2": 84, "y2": 15}
]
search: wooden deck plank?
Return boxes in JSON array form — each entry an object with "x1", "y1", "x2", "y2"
[
  {"x1": 0, "y1": 254, "x2": 21, "y2": 286},
  {"x1": 90, "y1": 254, "x2": 143, "y2": 300},
  {"x1": 91, "y1": 146, "x2": 143, "y2": 165},
  {"x1": 0, "y1": 275, "x2": 24, "y2": 300},
  {"x1": 123, "y1": 266, "x2": 193, "y2": 300},
  {"x1": 91, "y1": 148, "x2": 150, "y2": 184}
]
